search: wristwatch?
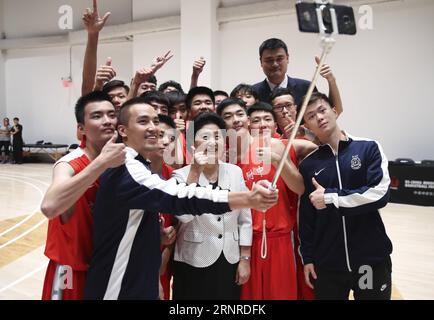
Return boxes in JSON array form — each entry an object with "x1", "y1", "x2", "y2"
[{"x1": 240, "y1": 256, "x2": 251, "y2": 261}]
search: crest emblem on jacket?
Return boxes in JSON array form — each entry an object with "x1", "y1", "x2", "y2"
[{"x1": 351, "y1": 155, "x2": 362, "y2": 170}]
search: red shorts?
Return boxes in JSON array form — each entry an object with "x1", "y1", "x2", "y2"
[
  {"x1": 41, "y1": 260, "x2": 87, "y2": 300},
  {"x1": 241, "y1": 232, "x2": 298, "y2": 300}
]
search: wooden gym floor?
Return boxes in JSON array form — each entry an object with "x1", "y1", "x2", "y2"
[{"x1": 0, "y1": 163, "x2": 433, "y2": 300}]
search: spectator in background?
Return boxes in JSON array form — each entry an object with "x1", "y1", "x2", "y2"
[
  {"x1": 141, "y1": 91, "x2": 170, "y2": 116},
  {"x1": 167, "y1": 91, "x2": 188, "y2": 133},
  {"x1": 270, "y1": 87, "x2": 315, "y2": 141},
  {"x1": 230, "y1": 84, "x2": 259, "y2": 108},
  {"x1": 128, "y1": 51, "x2": 173, "y2": 100},
  {"x1": 166, "y1": 91, "x2": 188, "y2": 168},
  {"x1": 213, "y1": 90, "x2": 229, "y2": 107},
  {"x1": 159, "y1": 80, "x2": 184, "y2": 94},
  {"x1": 0, "y1": 118, "x2": 12, "y2": 164},
  {"x1": 102, "y1": 80, "x2": 129, "y2": 110},
  {"x1": 11, "y1": 117, "x2": 24, "y2": 164},
  {"x1": 137, "y1": 75, "x2": 158, "y2": 96},
  {"x1": 186, "y1": 86, "x2": 216, "y2": 121},
  {"x1": 252, "y1": 38, "x2": 312, "y2": 105}
]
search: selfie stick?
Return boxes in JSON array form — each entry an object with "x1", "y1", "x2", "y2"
[{"x1": 261, "y1": 1, "x2": 338, "y2": 259}]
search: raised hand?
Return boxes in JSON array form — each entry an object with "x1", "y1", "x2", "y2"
[
  {"x1": 315, "y1": 56, "x2": 335, "y2": 82},
  {"x1": 98, "y1": 131, "x2": 126, "y2": 169},
  {"x1": 283, "y1": 114, "x2": 296, "y2": 136},
  {"x1": 94, "y1": 57, "x2": 116, "y2": 90},
  {"x1": 82, "y1": 0, "x2": 111, "y2": 34},
  {"x1": 173, "y1": 116, "x2": 186, "y2": 132},
  {"x1": 133, "y1": 51, "x2": 174, "y2": 86},
  {"x1": 192, "y1": 57, "x2": 206, "y2": 77},
  {"x1": 132, "y1": 67, "x2": 155, "y2": 86},
  {"x1": 309, "y1": 177, "x2": 326, "y2": 210},
  {"x1": 151, "y1": 50, "x2": 174, "y2": 74}
]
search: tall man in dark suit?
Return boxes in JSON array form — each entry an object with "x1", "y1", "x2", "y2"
[{"x1": 252, "y1": 38, "x2": 342, "y2": 112}]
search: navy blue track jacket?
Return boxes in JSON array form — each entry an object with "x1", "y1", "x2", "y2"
[
  {"x1": 84, "y1": 147, "x2": 231, "y2": 300},
  {"x1": 298, "y1": 133, "x2": 393, "y2": 272}
]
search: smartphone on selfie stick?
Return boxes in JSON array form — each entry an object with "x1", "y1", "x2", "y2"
[{"x1": 296, "y1": 0, "x2": 357, "y2": 35}]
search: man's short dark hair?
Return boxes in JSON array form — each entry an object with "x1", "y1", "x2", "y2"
[
  {"x1": 118, "y1": 96, "x2": 150, "y2": 127},
  {"x1": 165, "y1": 91, "x2": 186, "y2": 115},
  {"x1": 247, "y1": 101, "x2": 277, "y2": 122},
  {"x1": 301, "y1": 92, "x2": 332, "y2": 124},
  {"x1": 158, "y1": 114, "x2": 176, "y2": 129},
  {"x1": 193, "y1": 112, "x2": 226, "y2": 139},
  {"x1": 216, "y1": 98, "x2": 247, "y2": 116},
  {"x1": 166, "y1": 91, "x2": 186, "y2": 107},
  {"x1": 230, "y1": 83, "x2": 259, "y2": 100},
  {"x1": 270, "y1": 87, "x2": 300, "y2": 113},
  {"x1": 213, "y1": 90, "x2": 229, "y2": 98},
  {"x1": 75, "y1": 91, "x2": 113, "y2": 124},
  {"x1": 140, "y1": 91, "x2": 170, "y2": 108},
  {"x1": 102, "y1": 80, "x2": 130, "y2": 95},
  {"x1": 185, "y1": 86, "x2": 215, "y2": 110},
  {"x1": 158, "y1": 80, "x2": 184, "y2": 94},
  {"x1": 259, "y1": 38, "x2": 289, "y2": 59},
  {"x1": 270, "y1": 87, "x2": 294, "y2": 103},
  {"x1": 306, "y1": 92, "x2": 332, "y2": 108},
  {"x1": 147, "y1": 75, "x2": 157, "y2": 85},
  {"x1": 13, "y1": 117, "x2": 19, "y2": 121}
]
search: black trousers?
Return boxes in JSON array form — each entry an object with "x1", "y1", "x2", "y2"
[
  {"x1": 314, "y1": 256, "x2": 392, "y2": 300},
  {"x1": 0, "y1": 141, "x2": 10, "y2": 156},
  {"x1": 172, "y1": 253, "x2": 240, "y2": 300},
  {"x1": 13, "y1": 140, "x2": 23, "y2": 163}
]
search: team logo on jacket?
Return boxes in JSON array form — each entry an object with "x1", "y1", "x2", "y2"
[{"x1": 351, "y1": 155, "x2": 362, "y2": 170}]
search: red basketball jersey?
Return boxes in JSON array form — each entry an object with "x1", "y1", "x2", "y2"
[
  {"x1": 44, "y1": 148, "x2": 98, "y2": 271},
  {"x1": 238, "y1": 140, "x2": 299, "y2": 233}
]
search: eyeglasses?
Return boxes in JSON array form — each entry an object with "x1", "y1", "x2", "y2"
[{"x1": 273, "y1": 103, "x2": 296, "y2": 113}]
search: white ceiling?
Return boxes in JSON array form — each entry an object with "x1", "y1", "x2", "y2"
[
  {"x1": 3, "y1": 0, "x2": 133, "y2": 38},
  {"x1": 1, "y1": 0, "x2": 381, "y2": 39}
]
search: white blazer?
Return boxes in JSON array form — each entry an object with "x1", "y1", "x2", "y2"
[{"x1": 172, "y1": 162, "x2": 252, "y2": 268}]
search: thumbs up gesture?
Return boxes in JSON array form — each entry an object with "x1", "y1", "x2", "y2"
[
  {"x1": 309, "y1": 177, "x2": 326, "y2": 210},
  {"x1": 192, "y1": 57, "x2": 206, "y2": 77},
  {"x1": 98, "y1": 131, "x2": 126, "y2": 169},
  {"x1": 94, "y1": 57, "x2": 117, "y2": 90}
]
